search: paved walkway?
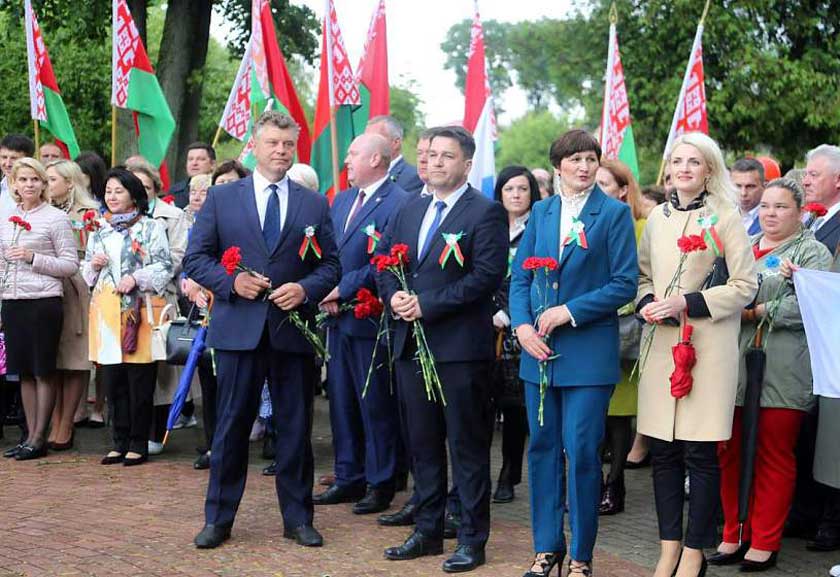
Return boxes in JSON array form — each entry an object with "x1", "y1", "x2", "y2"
[{"x1": 0, "y1": 396, "x2": 835, "y2": 576}]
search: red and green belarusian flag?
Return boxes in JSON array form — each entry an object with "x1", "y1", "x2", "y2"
[
  {"x1": 112, "y1": 0, "x2": 175, "y2": 173},
  {"x1": 25, "y1": 0, "x2": 80, "y2": 159},
  {"x1": 311, "y1": 0, "x2": 360, "y2": 201},
  {"x1": 220, "y1": 0, "x2": 312, "y2": 169},
  {"x1": 599, "y1": 14, "x2": 639, "y2": 180},
  {"x1": 351, "y1": 0, "x2": 389, "y2": 129}
]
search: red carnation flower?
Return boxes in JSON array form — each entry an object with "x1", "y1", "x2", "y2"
[
  {"x1": 221, "y1": 246, "x2": 243, "y2": 276},
  {"x1": 9, "y1": 215, "x2": 32, "y2": 231},
  {"x1": 523, "y1": 256, "x2": 558, "y2": 271},
  {"x1": 82, "y1": 210, "x2": 101, "y2": 232},
  {"x1": 677, "y1": 234, "x2": 707, "y2": 254},
  {"x1": 803, "y1": 203, "x2": 828, "y2": 217},
  {"x1": 371, "y1": 254, "x2": 399, "y2": 273},
  {"x1": 542, "y1": 257, "x2": 559, "y2": 270},
  {"x1": 390, "y1": 243, "x2": 410, "y2": 264},
  {"x1": 162, "y1": 195, "x2": 176, "y2": 205}
]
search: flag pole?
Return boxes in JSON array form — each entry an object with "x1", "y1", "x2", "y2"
[
  {"x1": 212, "y1": 125, "x2": 223, "y2": 149},
  {"x1": 33, "y1": 120, "x2": 40, "y2": 154},
  {"x1": 656, "y1": 0, "x2": 711, "y2": 185},
  {"x1": 111, "y1": 106, "x2": 117, "y2": 167},
  {"x1": 329, "y1": 104, "x2": 341, "y2": 197}
]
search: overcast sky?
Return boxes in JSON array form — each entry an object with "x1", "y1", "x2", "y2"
[{"x1": 213, "y1": 1, "x2": 574, "y2": 126}]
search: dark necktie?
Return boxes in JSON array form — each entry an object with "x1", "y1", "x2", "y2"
[
  {"x1": 345, "y1": 189, "x2": 366, "y2": 232},
  {"x1": 419, "y1": 200, "x2": 447, "y2": 261},
  {"x1": 263, "y1": 183, "x2": 281, "y2": 251}
]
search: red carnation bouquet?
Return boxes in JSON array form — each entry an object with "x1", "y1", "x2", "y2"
[
  {"x1": 372, "y1": 243, "x2": 444, "y2": 404},
  {"x1": 522, "y1": 256, "x2": 560, "y2": 425},
  {"x1": 82, "y1": 210, "x2": 101, "y2": 233},
  {"x1": 220, "y1": 246, "x2": 328, "y2": 360}
]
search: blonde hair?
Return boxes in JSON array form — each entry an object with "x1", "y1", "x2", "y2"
[
  {"x1": 189, "y1": 173, "x2": 212, "y2": 192},
  {"x1": 125, "y1": 156, "x2": 162, "y2": 195},
  {"x1": 287, "y1": 163, "x2": 319, "y2": 191},
  {"x1": 45, "y1": 159, "x2": 98, "y2": 209},
  {"x1": 599, "y1": 159, "x2": 643, "y2": 221},
  {"x1": 668, "y1": 132, "x2": 736, "y2": 208},
  {"x1": 10, "y1": 157, "x2": 48, "y2": 203}
]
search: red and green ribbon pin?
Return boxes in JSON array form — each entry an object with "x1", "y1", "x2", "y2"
[
  {"x1": 563, "y1": 217, "x2": 588, "y2": 249},
  {"x1": 298, "y1": 225, "x2": 323, "y2": 260},
  {"x1": 439, "y1": 231, "x2": 465, "y2": 268},
  {"x1": 363, "y1": 222, "x2": 381, "y2": 254},
  {"x1": 698, "y1": 214, "x2": 724, "y2": 256}
]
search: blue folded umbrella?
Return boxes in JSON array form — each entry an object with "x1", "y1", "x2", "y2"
[{"x1": 162, "y1": 323, "x2": 208, "y2": 445}]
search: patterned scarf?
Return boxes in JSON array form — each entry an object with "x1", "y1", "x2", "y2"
[
  {"x1": 105, "y1": 210, "x2": 142, "y2": 235},
  {"x1": 669, "y1": 189, "x2": 708, "y2": 212}
]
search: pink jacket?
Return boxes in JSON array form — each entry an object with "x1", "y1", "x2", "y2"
[{"x1": 0, "y1": 202, "x2": 79, "y2": 300}]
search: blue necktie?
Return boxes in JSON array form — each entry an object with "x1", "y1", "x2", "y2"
[
  {"x1": 419, "y1": 200, "x2": 446, "y2": 261},
  {"x1": 263, "y1": 184, "x2": 281, "y2": 251}
]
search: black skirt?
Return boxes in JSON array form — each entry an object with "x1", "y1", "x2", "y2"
[{"x1": 3, "y1": 297, "x2": 63, "y2": 378}]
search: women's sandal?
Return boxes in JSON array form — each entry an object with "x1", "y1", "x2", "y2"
[
  {"x1": 568, "y1": 560, "x2": 592, "y2": 576},
  {"x1": 523, "y1": 551, "x2": 564, "y2": 577}
]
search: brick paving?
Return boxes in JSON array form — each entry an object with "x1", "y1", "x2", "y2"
[{"x1": 0, "y1": 396, "x2": 835, "y2": 576}]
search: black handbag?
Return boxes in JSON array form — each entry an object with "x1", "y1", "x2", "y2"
[
  {"x1": 165, "y1": 305, "x2": 211, "y2": 365},
  {"x1": 702, "y1": 256, "x2": 729, "y2": 289}
]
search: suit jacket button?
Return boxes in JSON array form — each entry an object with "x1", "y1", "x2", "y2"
[
  {"x1": 412, "y1": 273, "x2": 418, "y2": 279},
  {"x1": 552, "y1": 282, "x2": 559, "y2": 290}
]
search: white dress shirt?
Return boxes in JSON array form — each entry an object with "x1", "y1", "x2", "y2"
[
  {"x1": 557, "y1": 185, "x2": 593, "y2": 260},
  {"x1": 344, "y1": 175, "x2": 388, "y2": 231},
  {"x1": 420, "y1": 184, "x2": 433, "y2": 198},
  {"x1": 417, "y1": 182, "x2": 469, "y2": 254},
  {"x1": 0, "y1": 177, "x2": 16, "y2": 213},
  {"x1": 740, "y1": 205, "x2": 760, "y2": 232},
  {"x1": 252, "y1": 168, "x2": 289, "y2": 230}
]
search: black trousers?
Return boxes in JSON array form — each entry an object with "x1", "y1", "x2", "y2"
[
  {"x1": 603, "y1": 415, "x2": 633, "y2": 484},
  {"x1": 498, "y1": 405, "x2": 528, "y2": 486},
  {"x1": 650, "y1": 437, "x2": 719, "y2": 549},
  {"x1": 101, "y1": 363, "x2": 157, "y2": 456},
  {"x1": 396, "y1": 358, "x2": 493, "y2": 546}
]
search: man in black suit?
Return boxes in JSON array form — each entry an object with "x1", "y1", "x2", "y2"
[
  {"x1": 169, "y1": 142, "x2": 216, "y2": 208},
  {"x1": 804, "y1": 144, "x2": 840, "y2": 256},
  {"x1": 365, "y1": 115, "x2": 424, "y2": 195},
  {"x1": 377, "y1": 126, "x2": 508, "y2": 573},
  {"x1": 184, "y1": 111, "x2": 340, "y2": 549}
]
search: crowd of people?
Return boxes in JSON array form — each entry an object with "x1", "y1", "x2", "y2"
[{"x1": 1, "y1": 112, "x2": 840, "y2": 577}]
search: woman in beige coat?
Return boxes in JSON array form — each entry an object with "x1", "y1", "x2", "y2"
[
  {"x1": 636, "y1": 133, "x2": 758, "y2": 577},
  {"x1": 45, "y1": 159, "x2": 99, "y2": 450}
]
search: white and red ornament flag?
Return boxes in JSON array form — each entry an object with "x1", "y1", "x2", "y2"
[{"x1": 662, "y1": 22, "x2": 708, "y2": 159}]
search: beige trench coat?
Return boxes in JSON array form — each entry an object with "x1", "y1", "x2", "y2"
[{"x1": 636, "y1": 198, "x2": 758, "y2": 442}]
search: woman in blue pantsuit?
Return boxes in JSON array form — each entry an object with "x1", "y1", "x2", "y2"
[{"x1": 510, "y1": 130, "x2": 638, "y2": 577}]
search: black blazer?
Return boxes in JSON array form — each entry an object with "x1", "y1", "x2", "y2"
[
  {"x1": 389, "y1": 158, "x2": 424, "y2": 196},
  {"x1": 816, "y1": 210, "x2": 840, "y2": 256},
  {"x1": 183, "y1": 176, "x2": 341, "y2": 353},
  {"x1": 376, "y1": 186, "x2": 508, "y2": 363}
]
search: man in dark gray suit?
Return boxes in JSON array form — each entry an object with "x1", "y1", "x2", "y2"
[{"x1": 365, "y1": 115, "x2": 424, "y2": 195}]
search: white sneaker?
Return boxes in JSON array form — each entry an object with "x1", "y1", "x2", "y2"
[
  {"x1": 173, "y1": 414, "x2": 198, "y2": 430},
  {"x1": 829, "y1": 564, "x2": 840, "y2": 577},
  {"x1": 148, "y1": 441, "x2": 164, "y2": 455}
]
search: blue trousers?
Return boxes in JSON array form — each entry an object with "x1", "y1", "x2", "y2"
[
  {"x1": 327, "y1": 329, "x2": 399, "y2": 488},
  {"x1": 525, "y1": 382, "x2": 613, "y2": 561}
]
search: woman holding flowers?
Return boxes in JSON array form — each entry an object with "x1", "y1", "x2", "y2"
[
  {"x1": 45, "y1": 159, "x2": 99, "y2": 451},
  {"x1": 710, "y1": 178, "x2": 832, "y2": 571},
  {"x1": 636, "y1": 132, "x2": 757, "y2": 577},
  {"x1": 509, "y1": 129, "x2": 638, "y2": 577},
  {"x1": 0, "y1": 157, "x2": 78, "y2": 461},
  {"x1": 82, "y1": 168, "x2": 172, "y2": 466}
]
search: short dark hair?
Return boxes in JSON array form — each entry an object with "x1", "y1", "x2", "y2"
[
  {"x1": 1, "y1": 134, "x2": 35, "y2": 156},
  {"x1": 106, "y1": 167, "x2": 149, "y2": 215},
  {"x1": 494, "y1": 165, "x2": 541, "y2": 209},
  {"x1": 75, "y1": 150, "x2": 109, "y2": 202},
  {"x1": 430, "y1": 126, "x2": 476, "y2": 160},
  {"x1": 731, "y1": 157, "x2": 765, "y2": 182},
  {"x1": 419, "y1": 126, "x2": 441, "y2": 142},
  {"x1": 212, "y1": 159, "x2": 250, "y2": 185},
  {"x1": 187, "y1": 142, "x2": 216, "y2": 161},
  {"x1": 640, "y1": 185, "x2": 667, "y2": 206},
  {"x1": 548, "y1": 129, "x2": 601, "y2": 168}
]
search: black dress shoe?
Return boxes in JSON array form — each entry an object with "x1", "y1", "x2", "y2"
[
  {"x1": 442, "y1": 544, "x2": 485, "y2": 573},
  {"x1": 384, "y1": 530, "x2": 443, "y2": 560},
  {"x1": 313, "y1": 482, "x2": 366, "y2": 505},
  {"x1": 283, "y1": 524, "x2": 323, "y2": 547},
  {"x1": 708, "y1": 542, "x2": 750, "y2": 566},
  {"x1": 194, "y1": 524, "x2": 231, "y2": 549},
  {"x1": 523, "y1": 551, "x2": 564, "y2": 577},
  {"x1": 598, "y1": 477, "x2": 625, "y2": 516},
  {"x1": 15, "y1": 444, "x2": 47, "y2": 461},
  {"x1": 444, "y1": 512, "x2": 461, "y2": 539},
  {"x1": 493, "y1": 481, "x2": 515, "y2": 503},
  {"x1": 3, "y1": 443, "x2": 24, "y2": 458},
  {"x1": 353, "y1": 486, "x2": 394, "y2": 515},
  {"x1": 262, "y1": 462, "x2": 276, "y2": 476},
  {"x1": 378, "y1": 502, "x2": 416, "y2": 526},
  {"x1": 807, "y1": 527, "x2": 840, "y2": 551},
  {"x1": 739, "y1": 551, "x2": 777, "y2": 572},
  {"x1": 194, "y1": 451, "x2": 210, "y2": 470}
]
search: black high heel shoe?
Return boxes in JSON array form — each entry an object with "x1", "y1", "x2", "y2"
[
  {"x1": 673, "y1": 552, "x2": 707, "y2": 577},
  {"x1": 708, "y1": 542, "x2": 750, "y2": 565},
  {"x1": 739, "y1": 551, "x2": 777, "y2": 573},
  {"x1": 625, "y1": 453, "x2": 651, "y2": 469},
  {"x1": 523, "y1": 551, "x2": 564, "y2": 577}
]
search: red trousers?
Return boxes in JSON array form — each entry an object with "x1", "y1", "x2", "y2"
[{"x1": 719, "y1": 407, "x2": 805, "y2": 551}]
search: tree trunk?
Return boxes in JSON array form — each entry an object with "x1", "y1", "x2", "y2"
[{"x1": 156, "y1": 0, "x2": 212, "y2": 184}]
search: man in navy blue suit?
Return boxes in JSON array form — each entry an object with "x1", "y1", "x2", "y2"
[
  {"x1": 731, "y1": 158, "x2": 765, "y2": 236},
  {"x1": 377, "y1": 126, "x2": 508, "y2": 573},
  {"x1": 365, "y1": 115, "x2": 424, "y2": 195},
  {"x1": 315, "y1": 133, "x2": 408, "y2": 514},
  {"x1": 184, "y1": 111, "x2": 340, "y2": 549}
]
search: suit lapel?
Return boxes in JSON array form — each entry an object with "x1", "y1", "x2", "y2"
[
  {"x1": 817, "y1": 212, "x2": 840, "y2": 244},
  {"x1": 544, "y1": 195, "x2": 560, "y2": 263},
  {"x1": 557, "y1": 187, "x2": 606, "y2": 273},
  {"x1": 334, "y1": 189, "x2": 355, "y2": 248},
  {"x1": 240, "y1": 177, "x2": 269, "y2": 253},
  {"x1": 273, "y1": 180, "x2": 304, "y2": 255},
  {"x1": 417, "y1": 187, "x2": 475, "y2": 269},
  {"x1": 404, "y1": 195, "x2": 433, "y2": 265},
  {"x1": 342, "y1": 181, "x2": 394, "y2": 248}
]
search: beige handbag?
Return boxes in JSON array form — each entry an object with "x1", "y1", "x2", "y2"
[{"x1": 150, "y1": 298, "x2": 177, "y2": 362}]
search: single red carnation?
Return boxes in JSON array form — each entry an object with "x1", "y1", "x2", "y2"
[
  {"x1": 162, "y1": 195, "x2": 176, "y2": 205},
  {"x1": 356, "y1": 288, "x2": 376, "y2": 303},
  {"x1": 542, "y1": 257, "x2": 559, "y2": 270},
  {"x1": 803, "y1": 203, "x2": 828, "y2": 217},
  {"x1": 390, "y1": 243, "x2": 410, "y2": 264},
  {"x1": 221, "y1": 246, "x2": 242, "y2": 276},
  {"x1": 522, "y1": 257, "x2": 542, "y2": 270}
]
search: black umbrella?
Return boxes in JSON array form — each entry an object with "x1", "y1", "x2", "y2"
[{"x1": 739, "y1": 326, "x2": 766, "y2": 543}]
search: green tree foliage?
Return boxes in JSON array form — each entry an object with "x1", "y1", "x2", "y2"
[
  {"x1": 497, "y1": 110, "x2": 568, "y2": 172},
  {"x1": 390, "y1": 81, "x2": 425, "y2": 165},
  {"x1": 217, "y1": 0, "x2": 319, "y2": 63}
]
